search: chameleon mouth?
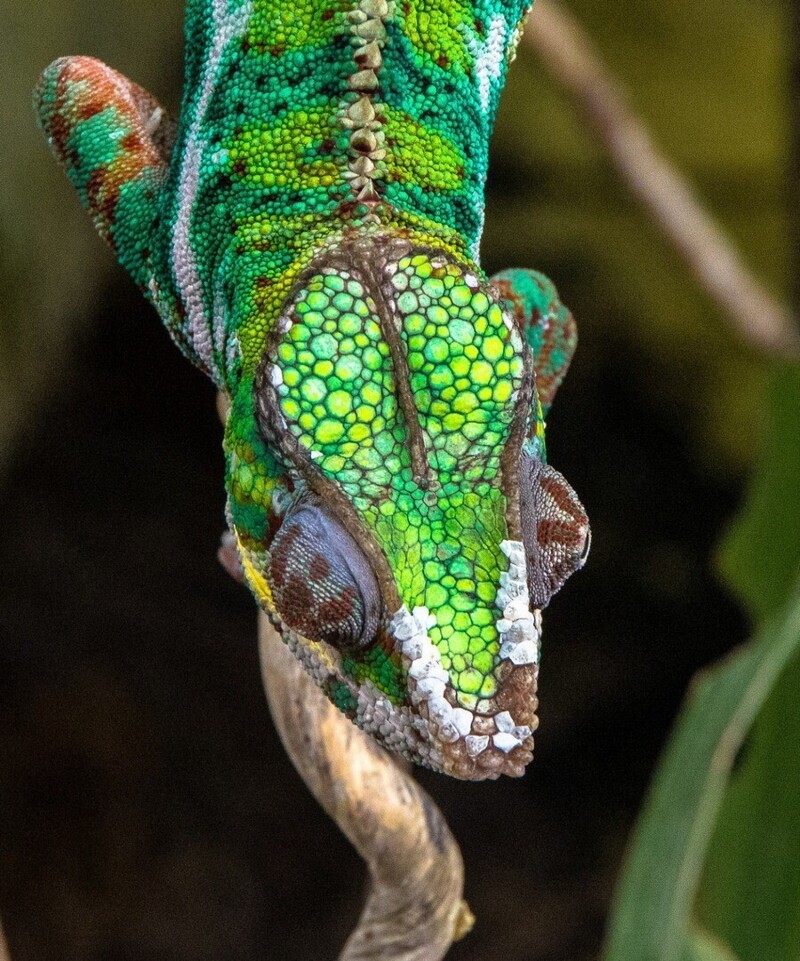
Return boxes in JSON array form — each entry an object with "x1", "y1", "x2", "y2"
[
  {"x1": 388, "y1": 597, "x2": 541, "y2": 780},
  {"x1": 269, "y1": 597, "x2": 539, "y2": 780}
]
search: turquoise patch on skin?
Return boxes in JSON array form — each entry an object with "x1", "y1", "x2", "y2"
[{"x1": 67, "y1": 106, "x2": 129, "y2": 174}]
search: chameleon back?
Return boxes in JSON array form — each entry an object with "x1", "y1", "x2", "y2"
[{"x1": 160, "y1": 0, "x2": 531, "y2": 385}]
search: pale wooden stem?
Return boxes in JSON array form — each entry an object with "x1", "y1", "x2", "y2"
[
  {"x1": 259, "y1": 615, "x2": 474, "y2": 961},
  {"x1": 526, "y1": 0, "x2": 800, "y2": 358},
  {"x1": 0, "y1": 921, "x2": 11, "y2": 961}
]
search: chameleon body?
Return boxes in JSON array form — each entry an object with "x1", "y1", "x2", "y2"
[{"x1": 36, "y1": 0, "x2": 589, "y2": 779}]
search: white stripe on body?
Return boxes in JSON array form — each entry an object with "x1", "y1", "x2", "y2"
[{"x1": 172, "y1": 0, "x2": 253, "y2": 384}]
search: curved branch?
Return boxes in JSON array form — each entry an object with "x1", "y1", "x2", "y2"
[
  {"x1": 258, "y1": 615, "x2": 474, "y2": 961},
  {"x1": 526, "y1": 0, "x2": 800, "y2": 358}
]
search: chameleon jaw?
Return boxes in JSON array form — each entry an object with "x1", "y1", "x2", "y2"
[
  {"x1": 276, "y1": 606, "x2": 539, "y2": 780},
  {"x1": 243, "y1": 521, "x2": 542, "y2": 778},
  {"x1": 388, "y1": 536, "x2": 542, "y2": 778},
  {"x1": 244, "y1": 526, "x2": 542, "y2": 779},
  {"x1": 390, "y1": 603, "x2": 539, "y2": 779},
  {"x1": 236, "y1": 505, "x2": 542, "y2": 778}
]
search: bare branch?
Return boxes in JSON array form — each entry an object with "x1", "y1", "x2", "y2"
[
  {"x1": 0, "y1": 922, "x2": 10, "y2": 961},
  {"x1": 525, "y1": 0, "x2": 800, "y2": 358},
  {"x1": 259, "y1": 615, "x2": 473, "y2": 961}
]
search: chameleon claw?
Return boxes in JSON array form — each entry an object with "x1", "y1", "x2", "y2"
[{"x1": 218, "y1": 530, "x2": 245, "y2": 584}]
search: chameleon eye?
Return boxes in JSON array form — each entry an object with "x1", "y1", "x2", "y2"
[
  {"x1": 268, "y1": 501, "x2": 383, "y2": 652},
  {"x1": 519, "y1": 454, "x2": 590, "y2": 609}
]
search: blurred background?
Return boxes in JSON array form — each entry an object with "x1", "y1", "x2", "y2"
[{"x1": 0, "y1": 1, "x2": 794, "y2": 959}]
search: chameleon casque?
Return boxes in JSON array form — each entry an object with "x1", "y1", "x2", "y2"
[{"x1": 36, "y1": 0, "x2": 589, "y2": 779}]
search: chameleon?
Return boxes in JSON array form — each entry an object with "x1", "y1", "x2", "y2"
[{"x1": 35, "y1": 0, "x2": 589, "y2": 779}]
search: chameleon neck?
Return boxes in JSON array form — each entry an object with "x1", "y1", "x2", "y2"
[{"x1": 161, "y1": 0, "x2": 531, "y2": 384}]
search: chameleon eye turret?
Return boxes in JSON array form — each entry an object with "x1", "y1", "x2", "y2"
[
  {"x1": 37, "y1": 0, "x2": 588, "y2": 779},
  {"x1": 519, "y1": 455, "x2": 590, "y2": 610},
  {"x1": 267, "y1": 500, "x2": 384, "y2": 652}
]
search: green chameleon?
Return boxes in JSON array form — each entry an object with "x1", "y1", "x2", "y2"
[{"x1": 36, "y1": 0, "x2": 589, "y2": 779}]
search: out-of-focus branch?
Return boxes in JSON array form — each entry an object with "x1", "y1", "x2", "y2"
[
  {"x1": 526, "y1": 0, "x2": 800, "y2": 359},
  {"x1": 0, "y1": 922, "x2": 10, "y2": 961},
  {"x1": 259, "y1": 615, "x2": 473, "y2": 961}
]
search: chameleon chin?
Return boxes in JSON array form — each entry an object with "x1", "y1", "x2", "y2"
[{"x1": 36, "y1": 0, "x2": 588, "y2": 779}]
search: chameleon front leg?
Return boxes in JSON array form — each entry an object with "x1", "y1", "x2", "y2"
[
  {"x1": 34, "y1": 56, "x2": 205, "y2": 373},
  {"x1": 35, "y1": 58, "x2": 175, "y2": 293},
  {"x1": 491, "y1": 267, "x2": 578, "y2": 415}
]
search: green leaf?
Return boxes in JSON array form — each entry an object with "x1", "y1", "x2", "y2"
[
  {"x1": 696, "y1": 651, "x2": 800, "y2": 961},
  {"x1": 695, "y1": 367, "x2": 800, "y2": 961},
  {"x1": 682, "y1": 927, "x2": 740, "y2": 961},
  {"x1": 718, "y1": 366, "x2": 800, "y2": 622},
  {"x1": 601, "y1": 586, "x2": 800, "y2": 961},
  {"x1": 603, "y1": 365, "x2": 800, "y2": 961}
]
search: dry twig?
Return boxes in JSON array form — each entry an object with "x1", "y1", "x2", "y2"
[
  {"x1": 259, "y1": 615, "x2": 473, "y2": 961},
  {"x1": 526, "y1": 0, "x2": 800, "y2": 358}
]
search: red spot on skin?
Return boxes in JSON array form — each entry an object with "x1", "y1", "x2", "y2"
[
  {"x1": 43, "y1": 68, "x2": 75, "y2": 160},
  {"x1": 285, "y1": 576, "x2": 315, "y2": 619},
  {"x1": 232, "y1": 159, "x2": 247, "y2": 176},
  {"x1": 493, "y1": 280, "x2": 526, "y2": 330},
  {"x1": 537, "y1": 518, "x2": 562, "y2": 547},
  {"x1": 321, "y1": 8, "x2": 334, "y2": 19},
  {"x1": 319, "y1": 139, "x2": 336, "y2": 154},
  {"x1": 77, "y1": 99, "x2": 105, "y2": 122},
  {"x1": 85, "y1": 167, "x2": 119, "y2": 242},
  {"x1": 337, "y1": 200, "x2": 360, "y2": 219},
  {"x1": 310, "y1": 554, "x2": 331, "y2": 582},
  {"x1": 120, "y1": 132, "x2": 139, "y2": 151},
  {"x1": 270, "y1": 524, "x2": 301, "y2": 588},
  {"x1": 48, "y1": 113, "x2": 71, "y2": 161},
  {"x1": 318, "y1": 586, "x2": 358, "y2": 626},
  {"x1": 541, "y1": 473, "x2": 579, "y2": 514},
  {"x1": 270, "y1": 45, "x2": 285, "y2": 57},
  {"x1": 437, "y1": 55, "x2": 449, "y2": 68},
  {"x1": 266, "y1": 509, "x2": 283, "y2": 543}
]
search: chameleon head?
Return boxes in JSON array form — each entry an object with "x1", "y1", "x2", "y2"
[{"x1": 233, "y1": 235, "x2": 589, "y2": 779}]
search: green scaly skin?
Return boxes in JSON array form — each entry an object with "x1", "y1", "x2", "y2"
[{"x1": 35, "y1": 0, "x2": 588, "y2": 779}]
